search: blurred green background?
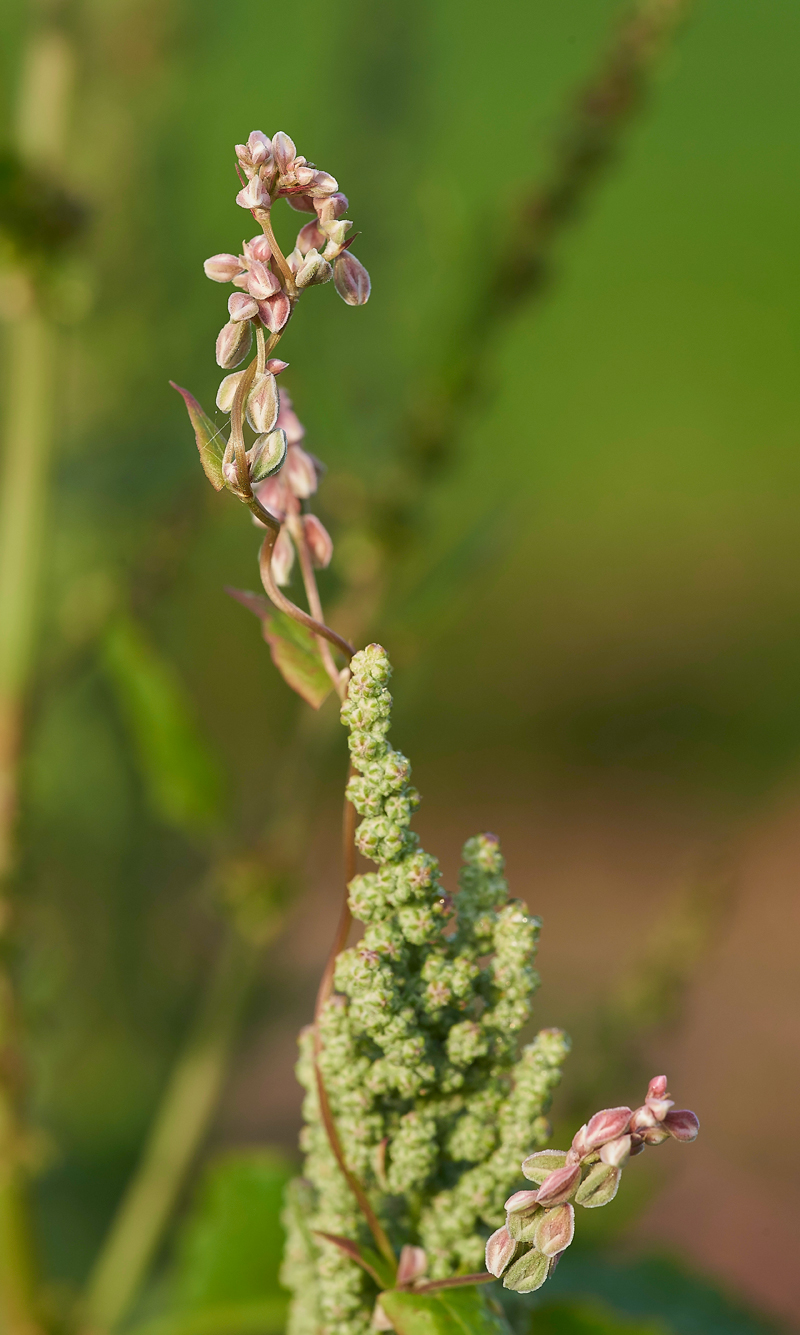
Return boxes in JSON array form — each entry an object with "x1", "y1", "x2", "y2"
[{"x1": 1, "y1": 0, "x2": 799, "y2": 1333}]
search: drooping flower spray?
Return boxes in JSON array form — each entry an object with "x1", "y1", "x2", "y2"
[{"x1": 176, "y1": 130, "x2": 698, "y2": 1335}]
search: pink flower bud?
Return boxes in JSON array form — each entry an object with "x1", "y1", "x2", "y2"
[
  {"x1": 316, "y1": 192, "x2": 349, "y2": 221},
  {"x1": 503, "y1": 1190, "x2": 540, "y2": 1217},
  {"x1": 296, "y1": 221, "x2": 325, "y2": 255},
  {"x1": 266, "y1": 358, "x2": 289, "y2": 375},
  {"x1": 228, "y1": 292, "x2": 258, "y2": 322},
  {"x1": 295, "y1": 164, "x2": 317, "y2": 188},
  {"x1": 246, "y1": 372, "x2": 279, "y2": 433},
  {"x1": 599, "y1": 1134, "x2": 631, "y2": 1168},
  {"x1": 647, "y1": 1076, "x2": 669, "y2": 1101},
  {"x1": 244, "y1": 234, "x2": 272, "y2": 264},
  {"x1": 286, "y1": 192, "x2": 317, "y2": 214},
  {"x1": 585, "y1": 1107, "x2": 632, "y2": 1150},
  {"x1": 645, "y1": 1097, "x2": 674, "y2": 1122},
  {"x1": 247, "y1": 130, "x2": 272, "y2": 165},
  {"x1": 396, "y1": 1245, "x2": 427, "y2": 1285},
  {"x1": 255, "y1": 475, "x2": 288, "y2": 522},
  {"x1": 204, "y1": 253, "x2": 244, "y2": 283},
  {"x1": 285, "y1": 444, "x2": 318, "y2": 498},
  {"x1": 306, "y1": 169, "x2": 338, "y2": 196},
  {"x1": 215, "y1": 319, "x2": 252, "y2": 369},
  {"x1": 246, "y1": 261, "x2": 281, "y2": 300},
  {"x1": 535, "y1": 1164, "x2": 581, "y2": 1207},
  {"x1": 571, "y1": 1125, "x2": 589, "y2": 1159},
  {"x1": 277, "y1": 398, "x2": 305, "y2": 443},
  {"x1": 236, "y1": 176, "x2": 270, "y2": 210},
  {"x1": 216, "y1": 370, "x2": 246, "y2": 412},
  {"x1": 333, "y1": 252, "x2": 371, "y2": 305},
  {"x1": 286, "y1": 248, "x2": 303, "y2": 275},
  {"x1": 641, "y1": 1125, "x2": 670, "y2": 1146},
  {"x1": 521, "y1": 1150, "x2": 568, "y2": 1184},
  {"x1": 319, "y1": 219, "x2": 352, "y2": 246},
  {"x1": 630, "y1": 1105, "x2": 659, "y2": 1133},
  {"x1": 303, "y1": 513, "x2": 333, "y2": 568},
  {"x1": 296, "y1": 249, "x2": 333, "y2": 288},
  {"x1": 271, "y1": 526, "x2": 295, "y2": 585},
  {"x1": 258, "y1": 293, "x2": 291, "y2": 333},
  {"x1": 485, "y1": 1226, "x2": 516, "y2": 1278},
  {"x1": 664, "y1": 1109, "x2": 699, "y2": 1142},
  {"x1": 534, "y1": 1204, "x2": 575, "y2": 1258},
  {"x1": 273, "y1": 131, "x2": 297, "y2": 175}
]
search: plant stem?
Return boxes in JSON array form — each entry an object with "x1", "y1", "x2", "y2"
[
  {"x1": 81, "y1": 928, "x2": 260, "y2": 1335},
  {"x1": 255, "y1": 528, "x2": 355, "y2": 660},
  {"x1": 0, "y1": 21, "x2": 77, "y2": 1334},
  {"x1": 0, "y1": 304, "x2": 52, "y2": 881}
]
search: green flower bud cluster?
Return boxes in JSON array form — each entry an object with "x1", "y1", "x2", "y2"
[{"x1": 281, "y1": 646, "x2": 568, "y2": 1335}]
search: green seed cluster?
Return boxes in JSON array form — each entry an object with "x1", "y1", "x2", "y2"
[{"x1": 281, "y1": 646, "x2": 568, "y2": 1335}]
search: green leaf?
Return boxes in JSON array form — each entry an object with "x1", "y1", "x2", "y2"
[
  {"x1": 226, "y1": 589, "x2": 333, "y2": 709},
  {"x1": 264, "y1": 611, "x2": 334, "y2": 708},
  {"x1": 102, "y1": 614, "x2": 225, "y2": 834},
  {"x1": 171, "y1": 381, "x2": 228, "y2": 490},
  {"x1": 379, "y1": 1285, "x2": 510, "y2": 1335},
  {"x1": 171, "y1": 1150, "x2": 293, "y2": 1309}
]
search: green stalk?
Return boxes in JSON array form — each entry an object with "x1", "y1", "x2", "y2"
[
  {"x1": 0, "y1": 21, "x2": 76, "y2": 1334},
  {"x1": 0, "y1": 307, "x2": 54, "y2": 876},
  {"x1": 81, "y1": 929, "x2": 260, "y2": 1335}
]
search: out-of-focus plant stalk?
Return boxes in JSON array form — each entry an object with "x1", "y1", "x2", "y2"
[
  {"x1": 0, "y1": 22, "x2": 75, "y2": 1335},
  {"x1": 81, "y1": 930, "x2": 260, "y2": 1335}
]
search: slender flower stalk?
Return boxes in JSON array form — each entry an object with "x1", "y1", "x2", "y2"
[{"x1": 176, "y1": 127, "x2": 698, "y2": 1335}]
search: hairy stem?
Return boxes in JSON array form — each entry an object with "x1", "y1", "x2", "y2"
[{"x1": 81, "y1": 929, "x2": 261, "y2": 1335}]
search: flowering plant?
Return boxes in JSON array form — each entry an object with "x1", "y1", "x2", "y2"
[{"x1": 175, "y1": 129, "x2": 698, "y2": 1335}]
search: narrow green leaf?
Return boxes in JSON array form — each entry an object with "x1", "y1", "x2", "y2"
[
  {"x1": 102, "y1": 614, "x2": 225, "y2": 834},
  {"x1": 379, "y1": 1284, "x2": 509, "y2": 1335},
  {"x1": 171, "y1": 381, "x2": 228, "y2": 490}
]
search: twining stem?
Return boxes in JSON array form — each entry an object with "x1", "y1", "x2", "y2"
[
  {"x1": 287, "y1": 511, "x2": 346, "y2": 697},
  {"x1": 314, "y1": 780, "x2": 355, "y2": 1027},
  {"x1": 82, "y1": 929, "x2": 261, "y2": 1335},
  {"x1": 255, "y1": 525, "x2": 355, "y2": 661},
  {"x1": 312, "y1": 1061, "x2": 395, "y2": 1271}
]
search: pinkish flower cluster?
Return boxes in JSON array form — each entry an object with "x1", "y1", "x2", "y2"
[
  {"x1": 204, "y1": 131, "x2": 370, "y2": 370},
  {"x1": 252, "y1": 387, "x2": 333, "y2": 587},
  {"x1": 485, "y1": 1076, "x2": 699, "y2": 1294}
]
